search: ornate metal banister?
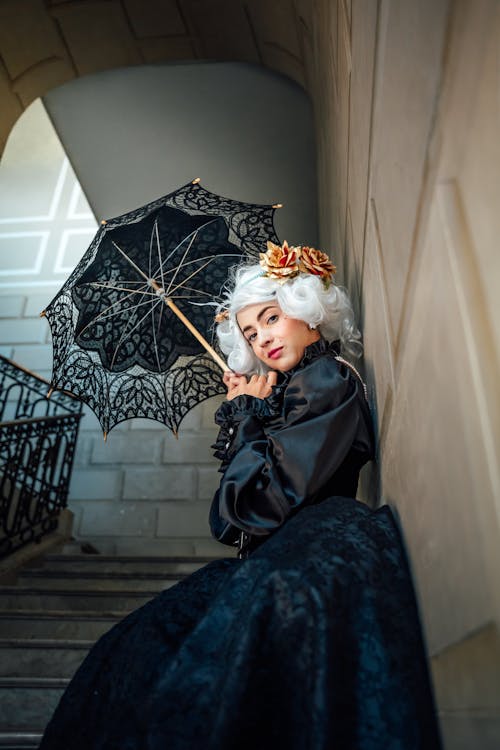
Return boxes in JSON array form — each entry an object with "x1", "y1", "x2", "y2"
[{"x1": 0, "y1": 355, "x2": 83, "y2": 558}]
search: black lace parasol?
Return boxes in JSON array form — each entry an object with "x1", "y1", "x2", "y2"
[{"x1": 43, "y1": 180, "x2": 280, "y2": 436}]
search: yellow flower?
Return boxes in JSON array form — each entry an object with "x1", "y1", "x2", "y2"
[
  {"x1": 299, "y1": 246, "x2": 336, "y2": 281},
  {"x1": 259, "y1": 240, "x2": 301, "y2": 282}
]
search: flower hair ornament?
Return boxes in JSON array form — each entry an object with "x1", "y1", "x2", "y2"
[
  {"x1": 214, "y1": 241, "x2": 336, "y2": 323},
  {"x1": 260, "y1": 240, "x2": 336, "y2": 286}
]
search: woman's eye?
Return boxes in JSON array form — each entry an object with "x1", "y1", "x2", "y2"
[
  {"x1": 247, "y1": 332, "x2": 257, "y2": 343},
  {"x1": 267, "y1": 314, "x2": 278, "y2": 324}
]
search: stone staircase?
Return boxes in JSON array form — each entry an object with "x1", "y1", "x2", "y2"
[{"x1": 0, "y1": 552, "x2": 216, "y2": 749}]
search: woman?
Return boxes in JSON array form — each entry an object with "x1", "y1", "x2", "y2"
[{"x1": 40, "y1": 241, "x2": 442, "y2": 750}]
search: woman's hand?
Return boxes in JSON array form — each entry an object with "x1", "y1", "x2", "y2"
[
  {"x1": 223, "y1": 371, "x2": 247, "y2": 400},
  {"x1": 223, "y1": 371, "x2": 278, "y2": 401}
]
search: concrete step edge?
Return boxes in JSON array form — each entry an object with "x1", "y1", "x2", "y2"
[
  {"x1": 0, "y1": 732, "x2": 42, "y2": 747},
  {"x1": 0, "y1": 610, "x2": 125, "y2": 620},
  {"x1": 19, "y1": 570, "x2": 185, "y2": 581},
  {"x1": 44, "y1": 554, "x2": 218, "y2": 563},
  {"x1": 0, "y1": 587, "x2": 160, "y2": 597},
  {"x1": 0, "y1": 677, "x2": 69, "y2": 688},
  {"x1": 0, "y1": 638, "x2": 94, "y2": 649}
]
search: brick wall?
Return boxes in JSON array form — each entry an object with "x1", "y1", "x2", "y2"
[{"x1": 69, "y1": 399, "x2": 225, "y2": 555}]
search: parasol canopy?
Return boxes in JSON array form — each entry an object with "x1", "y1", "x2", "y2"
[{"x1": 43, "y1": 179, "x2": 280, "y2": 436}]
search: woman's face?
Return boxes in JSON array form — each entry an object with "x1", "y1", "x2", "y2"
[{"x1": 236, "y1": 302, "x2": 320, "y2": 372}]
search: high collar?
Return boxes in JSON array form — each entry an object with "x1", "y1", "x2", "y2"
[{"x1": 274, "y1": 337, "x2": 341, "y2": 385}]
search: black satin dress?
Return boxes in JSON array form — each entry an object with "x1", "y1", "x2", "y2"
[{"x1": 40, "y1": 339, "x2": 442, "y2": 750}]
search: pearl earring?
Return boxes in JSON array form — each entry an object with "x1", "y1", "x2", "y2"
[{"x1": 308, "y1": 324, "x2": 316, "y2": 330}]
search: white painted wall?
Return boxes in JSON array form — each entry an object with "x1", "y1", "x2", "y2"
[
  {"x1": 0, "y1": 98, "x2": 97, "y2": 369},
  {"x1": 43, "y1": 62, "x2": 317, "y2": 244}
]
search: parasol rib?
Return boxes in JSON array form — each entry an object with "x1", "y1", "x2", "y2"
[
  {"x1": 151, "y1": 217, "x2": 220, "y2": 283},
  {"x1": 110, "y1": 240, "x2": 228, "y2": 371},
  {"x1": 75, "y1": 286, "x2": 155, "y2": 339},
  {"x1": 110, "y1": 297, "x2": 163, "y2": 371},
  {"x1": 154, "y1": 220, "x2": 165, "y2": 292},
  {"x1": 164, "y1": 229, "x2": 199, "y2": 295},
  {"x1": 149, "y1": 224, "x2": 163, "y2": 373},
  {"x1": 148, "y1": 278, "x2": 227, "y2": 372}
]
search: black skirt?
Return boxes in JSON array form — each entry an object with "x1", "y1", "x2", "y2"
[{"x1": 40, "y1": 497, "x2": 442, "y2": 750}]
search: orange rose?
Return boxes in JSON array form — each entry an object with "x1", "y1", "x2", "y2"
[
  {"x1": 259, "y1": 240, "x2": 301, "y2": 281},
  {"x1": 299, "y1": 246, "x2": 336, "y2": 282}
]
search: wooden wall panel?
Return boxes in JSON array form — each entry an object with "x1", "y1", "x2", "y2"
[
  {"x1": 370, "y1": 0, "x2": 450, "y2": 342},
  {"x1": 336, "y1": 0, "x2": 351, "y2": 265},
  {"x1": 307, "y1": 0, "x2": 500, "y2": 743},
  {"x1": 362, "y1": 198, "x2": 395, "y2": 439},
  {"x1": 347, "y1": 0, "x2": 377, "y2": 276},
  {"x1": 455, "y1": 14, "x2": 500, "y2": 371},
  {"x1": 382, "y1": 190, "x2": 495, "y2": 651}
]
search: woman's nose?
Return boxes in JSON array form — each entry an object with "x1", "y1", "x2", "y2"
[{"x1": 257, "y1": 328, "x2": 272, "y2": 346}]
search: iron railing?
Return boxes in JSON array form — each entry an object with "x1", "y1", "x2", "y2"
[{"x1": 0, "y1": 355, "x2": 83, "y2": 558}]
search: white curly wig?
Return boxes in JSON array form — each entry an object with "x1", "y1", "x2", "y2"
[{"x1": 214, "y1": 263, "x2": 362, "y2": 374}]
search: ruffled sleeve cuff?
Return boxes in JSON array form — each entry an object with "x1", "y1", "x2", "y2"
[
  {"x1": 214, "y1": 395, "x2": 272, "y2": 426},
  {"x1": 212, "y1": 395, "x2": 273, "y2": 466}
]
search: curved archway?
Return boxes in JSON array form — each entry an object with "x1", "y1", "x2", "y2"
[{"x1": 0, "y1": 0, "x2": 312, "y2": 155}]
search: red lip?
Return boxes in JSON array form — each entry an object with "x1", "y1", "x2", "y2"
[{"x1": 268, "y1": 347, "x2": 283, "y2": 359}]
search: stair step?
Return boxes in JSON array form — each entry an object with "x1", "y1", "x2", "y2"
[
  {"x1": 0, "y1": 638, "x2": 92, "y2": 678},
  {"x1": 0, "y1": 732, "x2": 42, "y2": 749},
  {"x1": 0, "y1": 587, "x2": 160, "y2": 612},
  {"x1": 0, "y1": 611, "x2": 122, "y2": 640},
  {"x1": 0, "y1": 677, "x2": 68, "y2": 732},
  {"x1": 0, "y1": 553, "x2": 220, "y2": 739},
  {"x1": 17, "y1": 570, "x2": 184, "y2": 591},
  {"x1": 39, "y1": 554, "x2": 215, "y2": 575}
]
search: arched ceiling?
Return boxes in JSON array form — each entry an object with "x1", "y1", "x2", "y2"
[{"x1": 0, "y1": 0, "x2": 314, "y2": 155}]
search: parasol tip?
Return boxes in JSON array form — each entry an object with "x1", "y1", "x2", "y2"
[
  {"x1": 101, "y1": 220, "x2": 107, "y2": 225},
  {"x1": 272, "y1": 203, "x2": 283, "y2": 209},
  {"x1": 103, "y1": 431, "x2": 108, "y2": 442},
  {"x1": 192, "y1": 177, "x2": 201, "y2": 185},
  {"x1": 46, "y1": 387, "x2": 54, "y2": 399},
  {"x1": 40, "y1": 309, "x2": 47, "y2": 318}
]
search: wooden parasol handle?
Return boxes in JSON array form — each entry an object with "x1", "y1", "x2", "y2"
[
  {"x1": 164, "y1": 297, "x2": 228, "y2": 372},
  {"x1": 147, "y1": 279, "x2": 227, "y2": 371}
]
